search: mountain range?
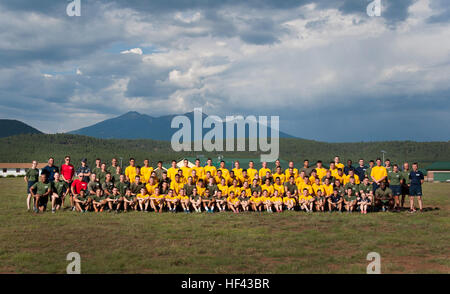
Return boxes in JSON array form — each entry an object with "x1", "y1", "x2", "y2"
[
  {"x1": 0, "y1": 119, "x2": 42, "y2": 138},
  {"x1": 69, "y1": 111, "x2": 295, "y2": 140}
]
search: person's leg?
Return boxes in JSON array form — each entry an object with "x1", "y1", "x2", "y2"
[{"x1": 418, "y1": 196, "x2": 423, "y2": 211}]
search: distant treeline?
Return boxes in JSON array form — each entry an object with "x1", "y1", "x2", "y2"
[{"x1": 0, "y1": 134, "x2": 448, "y2": 169}]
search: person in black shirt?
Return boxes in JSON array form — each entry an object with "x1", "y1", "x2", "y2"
[
  {"x1": 76, "y1": 158, "x2": 91, "y2": 183},
  {"x1": 408, "y1": 163, "x2": 424, "y2": 213},
  {"x1": 41, "y1": 157, "x2": 59, "y2": 182}
]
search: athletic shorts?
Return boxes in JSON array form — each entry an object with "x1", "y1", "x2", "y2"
[
  {"x1": 38, "y1": 196, "x2": 48, "y2": 207},
  {"x1": 27, "y1": 181, "x2": 36, "y2": 193},
  {"x1": 390, "y1": 185, "x2": 401, "y2": 196},
  {"x1": 409, "y1": 185, "x2": 422, "y2": 196}
]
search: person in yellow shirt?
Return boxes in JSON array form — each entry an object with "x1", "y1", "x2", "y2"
[
  {"x1": 283, "y1": 190, "x2": 296, "y2": 211},
  {"x1": 299, "y1": 188, "x2": 314, "y2": 212},
  {"x1": 335, "y1": 168, "x2": 346, "y2": 185},
  {"x1": 259, "y1": 161, "x2": 271, "y2": 179},
  {"x1": 297, "y1": 176, "x2": 313, "y2": 195},
  {"x1": 204, "y1": 158, "x2": 217, "y2": 177},
  {"x1": 226, "y1": 171, "x2": 239, "y2": 187},
  {"x1": 170, "y1": 174, "x2": 184, "y2": 195},
  {"x1": 228, "y1": 179, "x2": 241, "y2": 197},
  {"x1": 322, "y1": 178, "x2": 334, "y2": 197},
  {"x1": 312, "y1": 178, "x2": 325, "y2": 196},
  {"x1": 309, "y1": 169, "x2": 319, "y2": 185},
  {"x1": 217, "y1": 178, "x2": 229, "y2": 197},
  {"x1": 271, "y1": 190, "x2": 283, "y2": 213},
  {"x1": 145, "y1": 177, "x2": 158, "y2": 195},
  {"x1": 239, "y1": 169, "x2": 251, "y2": 186},
  {"x1": 190, "y1": 169, "x2": 199, "y2": 185},
  {"x1": 181, "y1": 159, "x2": 192, "y2": 180},
  {"x1": 165, "y1": 189, "x2": 179, "y2": 213},
  {"x1": 261, "y1": 190, "x2": 273, "y2": 213},
  {"x1": 344, "y1": 170, "x2": 360, "y2": 185},
  {"x1": 261, "y1": 178, "x2": 275, "y2": 196},
  {"x1": 315, "y1": 160, "x2": 328, "y2": 181},
  {"x1": 124, "y1": 158, "x2": 137, "y2": 182},
  {"x1": 176, "y1": 169, "x2": 187, "y2": 184},
  {"x1": 149, "y1": 187, "x2": 164, "y2": 213},
  {"x1": 232, "y1": 161, "x2": 243, "y2": 179},
  {"x1": 178, "y1": 188, "x2": 191, "y2": 213},
  {"x1": 285, "y1": 161, "x2": 299, "y2": 179},
  {"x1": 140, "y1": 159, "x2": 154, "y2": 184},
  {"x1": 272, "y1": 166, "x2": 286, "y2": 184},
  {"x1": 136, "y1": 187, "x2": 150, "y2": 212},
  {"x1": 214, "y1": 170, "x2": 225, "y2": 186},
  {"x1": 227, "y1": 191, "x2": 240, "y2": 213},
  {"x1": 371, "y1": 158, "x2": 388, "y2": 190},
  {"x1": 329, "y1": 162, "x2": 339, "y2": 178},
  {"x1": 249, "y1": 190, "x2": 262, "y2": 212},
  {"x1": 273, "y1": 177, "x2": 285, "y2": 196},
  {"x1": 295, "y1": 171, "x2": 306, "y2": 185},
  {"x1": 240, "y1": 180, "x2": 252, "y2": 197},
  {"x1": 334, "y1": 156, "x2": 345, "y2": 170},
  {"x1": 196, "y1": 179, "x2": 206, "y2": 196},
  {"x1": 167, "y1": 160, "x2": 179, "y2": 182},
  {"x1": 247, "y1": 161, "x2": 258, "y2": 181},
  {"x1": 217, "y1": 160, "x2": 229, "y2": 179},
  {"x1": 193, "y1": 159, "x2": 205, "y2": 179}
]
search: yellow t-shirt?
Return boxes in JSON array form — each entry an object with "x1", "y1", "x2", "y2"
[
  {"x1": 261, "y1": 184, "x2": 274, "y2": 196},
  {"x1": 285, "y1": 168, "x2": 299, "y2": 179},
  {"x1": 217, "y1": 168, "x2": 229, "y2": 179},
  {"x1": 371, "y1": 166, "x2": 387, "y2": 182},
  {"x1": 250, "y1": 196, "x2": 261, "y2": 203},
  {"x1": 273, "y1": 183, "x2": 285, "y2": 196},
  {"x1": 196, "y1": 186, "x2": 206, "y2": 196},
  {"x1": 227, "y1": 196, "x2": 238, "y2": 204},
  {"x1": 344, "y1": 174, "x2": 360, "y2": 185},
  {"x1": 137, "y1": 193, "x2": 149, "y2": 200},
  {"x1": 167, "y1": 167, "x2": 178, "y2": 182},
  {"x1": 140, "y1": 166, "x2": 154, "y2": 183},
  {"x1": 330, "y1": 168, "x2": 339, "y2": 178},
  {"x1": 204, "y1": 165, "x2": 217, "y2": 177},
  {"x1": 217, "y1": 184, "x2": 229, "y2": 196},
  {"x1": 335, "y1": 163, "x2": 345, "y2": 170},
  {"x1": 315, "y1": 168, "x2": 328, "y2": 181},
  {"x1": 228, "y1": 186, "x2": 241, "y2": 197},
  {"x1": 247, "y1": 168, "x2": 258, "y2": 180},
  {"x1": 259, "y1": 168, "x2": 271, "y2": 178},
  {"x1": 240, "y1": 187, "x2": 252, "y2": 197},
  {"x1": 232, "y1": 168, "x2": 243, "y2": 179},
  {"x1": 145, "y1": 183, "x2": 158, "y2": 195},
  {"x1": 272, "y1": 173, "x2": 286, "y2": 184},
  {"x1": 297, "y1": 183, "x2": 313, "y2": 195},
  {"x1": 125, "y1": 166, "x2": 137, "y2": 182},
  {"x1": 193, "y1": 166, "x2": 205, "y2": 178},
  {"x1": 312, "y1": 183, "x2": 325, "y2": 196},
  {"x1": 170, "y1": 181, "x2": 184, "y2": 195},
  {"x1": 335, "y1": 174, "x2": 345, "y2": 184},
  {"x1": 323, "y1": 184, "x2": 334, "y2": 196},
  {"x1": 181, "y1": 166, "x2": 192, "y2": 180}
]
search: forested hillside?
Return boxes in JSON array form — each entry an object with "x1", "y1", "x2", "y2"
[{"x1": 0, "y1": 134, "x2": 448, "y2": 169}]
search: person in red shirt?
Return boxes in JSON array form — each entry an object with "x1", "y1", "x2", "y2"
[
  {"x1": 61, "y1": 156, "x2": 75, "y2": 209},
  {"x1": 71, "y1": 173, "x2": 87, "y2": 211}
]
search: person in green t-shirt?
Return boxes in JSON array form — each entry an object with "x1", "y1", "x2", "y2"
[
  {"x1": 92, "y1": 158, "x2": 102, "y2": 182},
  {"x1": 92, "y1": 188, "x2": 107, "y2": 212},
  {"x1": 343, "y1": 188, "x2": 357, "y2": 212},
  {"x1": 388, "y1": 164, "x2": 402, "y2": 211},
  {"x1": 51, "y1": 173, "x2": 69, "y2": 213},
  {"x1": 30, "y1": 174, "x2": 51, "y2": 213},
  {"x1": 400, "y1": 162, "x2": 411, "y2": 208},
  {"x1": 375, "y1": 182, "x2": 393, "y2": 212},
  {"x1": 25, "y1": 160, "x2": 40, "y2": 211}
]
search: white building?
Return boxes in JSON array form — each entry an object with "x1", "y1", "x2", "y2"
[{"x1": 0, "y1": 163, "x2": 46, "y2": 177}]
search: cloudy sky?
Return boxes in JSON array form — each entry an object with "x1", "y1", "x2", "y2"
[{"x1": 0, "y1": 0, "x2": 449, "y2": 142}]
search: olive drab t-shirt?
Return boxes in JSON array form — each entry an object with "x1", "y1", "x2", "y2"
[
  {"x1": 375, "y1": 188, "x2": 393, "y2": 200},
  {"x1": 26, "y1": 168, "x2": 40, "y2": 182},
  {"x1": 31, "y1": 181, "x2": 51, "y2": 195},
  {"x1": 388, "y1": 171, "x2": 402, "y2": 186},
  {"x1": 52, "y1": 181, "x2": 68, "y2": 196}
]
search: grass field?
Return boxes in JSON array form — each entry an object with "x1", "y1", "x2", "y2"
[{"x1": 0, "y1": 177, "x2": 449, "y2": 274}]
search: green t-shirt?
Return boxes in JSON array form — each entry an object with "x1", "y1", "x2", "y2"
[
  {"x1": 115, "y1": 181, "x2": 129, "y2": 195},
  {"x1": 102, "y1": 181, "x2": 114, "y2": 193},
  {"x1": 183, "y1": 184, "x2": 196, "y2": 196},
  {"x1": 206, "y1": 184, "x2": 218, "y2": 195},
  {"x1": 365, "y1": 167, "x2": 373, "y2": 180},
  {"x1": 107, "y1": 165, "x2": 119, "y2": 176},
  {"x1": 284, "y1": 182, "x2": 298, "y2": 194},
  {"x1": 388, "y1": 171, "x2": 401, "y2": 186},
  {"x1": 111, "y1": 173, "x2": 122, "y2": 184},
  {"x1": 88, "y1": 181, "x2": 101, "y2": 193},
  {"x1": 359, "y1": 183, "x2": 372, "y2": 194},
  {"x1": 130, "y1": 182, "x2": 144, "y2": 195},
  {"x1": 92, "y1": 167, "x2": 102, "y2": 178},
  {"x1": 250, "y1": 185, "x2": 262, "y2": 195},
  {"x1": 52, "y1": 181, "x2": 68, "y2": 196},
  {"x1": 154, "y1": 168, "x2": 165, "y2": 182},
  {"x1": 26, "y1": 168, "x2": 40, "y2": 182},
  {"x1": 400, "y1": 170, "x2": 411, "y2": 185},
  {"x1": 375, "y1": 188, "x2": 393, "y2": 200},
  {"x1": 31, "y1": 181, "x2": 51, "y2": 195},
  {"x1": 97, "y1": 171, "x2": 107, "y2": 184},
  {"x1": 344, "y1": 183, "x2": 359, "y2": 196}
]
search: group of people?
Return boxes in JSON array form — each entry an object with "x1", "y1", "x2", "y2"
[{"x1": 24, "y1": 155, "x2": 425, "y2": 214}]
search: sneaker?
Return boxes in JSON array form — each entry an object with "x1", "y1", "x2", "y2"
[{"x1": 52, "y1": 209, "x2": 56, "y2": 214}]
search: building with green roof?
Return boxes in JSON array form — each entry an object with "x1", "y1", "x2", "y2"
[{"x1": 426, "y1": 162, "x2": 450, "y2": 182}]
